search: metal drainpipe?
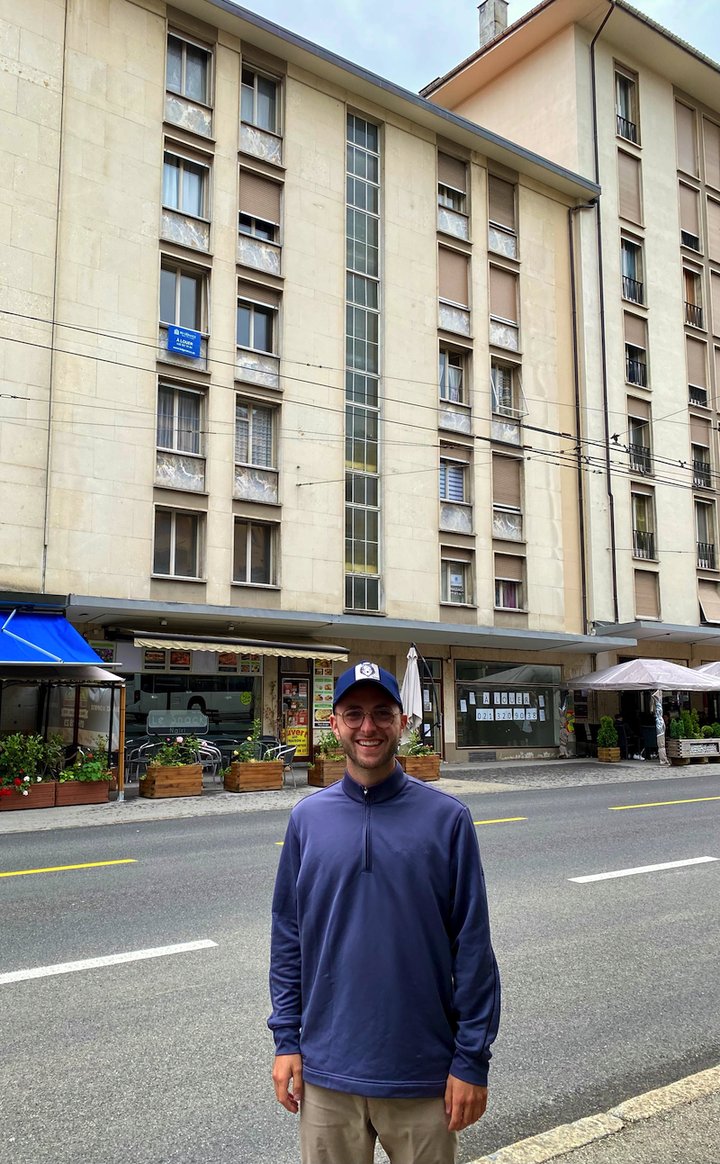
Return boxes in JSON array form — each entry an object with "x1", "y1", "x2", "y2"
[
  {"x1": 590, "y1": 0, "x2": 619, "y2": 624},
  {"x1": 568, "y1": 201, "x2": 598, "y2": 635}
]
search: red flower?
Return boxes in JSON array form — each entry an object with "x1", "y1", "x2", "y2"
[
  {"x1": 0, "y1": 787, "x2": 12, "y2": 797},
  {"x1": 13, "y1": 777, "x2": 22, "y2": 786}
]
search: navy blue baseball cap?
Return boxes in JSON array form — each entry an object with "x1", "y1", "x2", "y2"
[{"x1": 333, "y1": 662, "x2": 403, "y2": 710}]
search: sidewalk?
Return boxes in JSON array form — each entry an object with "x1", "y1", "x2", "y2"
[
  {"x1": 0, "y1": 755, "x2": 714, "y2": 835},
  {"x1": 468, "y1": 1066, "x2": 720, "y2": 1164}
]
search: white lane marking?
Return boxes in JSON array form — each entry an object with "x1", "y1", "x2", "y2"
[
  {"x1": 570, "y1": 856, "x2": 718, "y2": 884},
  {"x1": 0, "y1": 939, "x2": 218, "y2": 985}
]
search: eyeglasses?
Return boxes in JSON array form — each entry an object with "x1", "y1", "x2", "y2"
[{"x1": 336, "y1": 707, "x2": 400, "y2": 728}]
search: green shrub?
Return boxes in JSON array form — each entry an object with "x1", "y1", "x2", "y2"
[{"x1": 596, "y1": 716, "x2": 619, "y2": 748}]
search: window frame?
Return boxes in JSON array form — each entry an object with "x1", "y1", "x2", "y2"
[
  {"x1": 234, "y1": 398, "x2": 276, "y2": 469},
  {"x1": 695, "y1": 499, "x2": 717, "y2": 569},
  {"x1": 166, "y1": 32, "x2": 212, "y2": 107},
  {"x1": 615, "y1": 67, "x2": 639, "y2": 144},
  {"x1": 439, "y1": 457, "x2": 468, "y2": 504},
  {"x1": 439, "y1": 347, "x2": 466, "y2": 404},
  {"x1": 440, "y1": 555, "x2": 473, "y2": 605},
  {"x1": 494, "y1": 576, "x2": 524, "y2": 611},
  {"x1": 157, "y1": 382, "x2": 204, "y2": 457},
  {"x1": 241, "y1": 66, "x2": 281, "y2": 136},
  {"x1": 631, "y1": 490, "x2": 656, "y2": 560},
  {"x1": 159, "y1": 261, "x2": 207, "y2": 332},
  {"x1": 153, "y1": 507, "x2": 203, "y2": 579},
  {"x1": 233, "y1": 517, "x2": 277, "y2": 586},
  {"x1": 162, "y1": 150, "x2": 210, "y2": 220},
  {"x1": 236, "y1": 296, "x2": 277, "y2": 355},
  {"x1": 621, "y1": 235, "x2": 644, "y2": 305}
]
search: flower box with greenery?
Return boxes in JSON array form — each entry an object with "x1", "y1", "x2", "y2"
[
  {"x1": 596, "y1": 716, "x2": 620, "y2": 763},
  {"x1": 667, "y1": 709, "x2": 720, "y2": 763},
  {"x1": 307, "y1": 731, "x2": 346, "y2": 788},
  {"x1": 225, "y1": 720, "x2": 283, "y2": 792},
  {"x1": 56, "y1": 738, "x2": 113, "y2": 805},
  {"x1": 397, "y1": 729, "x2": 441, "y2": 781},
  {"x1": 140, "y1": 734, "x2": 203, "y2": 798},
  {"x1": 0, "y1": 732, "x2": 64, "y2": 811}
]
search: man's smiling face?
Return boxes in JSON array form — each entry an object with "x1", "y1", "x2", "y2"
[{"x1": 330, "y1": 682, "x2": 406, "y2": 785}]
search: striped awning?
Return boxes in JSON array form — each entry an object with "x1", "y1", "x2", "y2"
[{"x1": 133, "y1": 634, "x2": 347, "y2": 662}]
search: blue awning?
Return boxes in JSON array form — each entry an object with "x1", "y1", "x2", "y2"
[{"x1": 0, "y1": 609, "x2": 104, "y2": 665}]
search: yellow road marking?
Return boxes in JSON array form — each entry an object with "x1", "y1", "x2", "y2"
[
  {"x1": 473, "y1": 816, "x2": 527, "y2": 825},
  {"x1": 0, "y1": 859, "x2": 137, "y2": 879},
  {"x1": 275, "y1": 841, "x2": 283, "y2": 846},
  {"x1": 610, "y1": 796, "x2": 720, "y2": 811}
]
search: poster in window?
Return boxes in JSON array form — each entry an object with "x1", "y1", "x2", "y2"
[
  {"x1": 90, "y1": 642, "x2": 115, "y2": 664},
  {"x1": 523, "y1": 692, "x2": 531, "y2": 706},
  {"x1": 169, "y1": 649, "x2": 191, "y2": 671},
  {"x1": 495, "y1": 708, "x2": 512, "y2": 721},
  {"x1": 476, "y1": 708, "x2": 494, "y2": 721},
  {"x1": 508, "y1": 692, "x2": 515, "y2": 705},
  {"x1": 501, "y1": 692, "x2": 508, "y2": 705},
  {"x1": 526, "y1": 707, "x2": 538, "y2": 721},
  {"x1": 218, "y1": 652, "x2": 238, "y2": 672},
  {"x1": 238, "y1": 654, "x2": 262, "y2": 674},
  {"x1": 144, "y1": 649, "x2": 166, "y2": 671},
  {"x1": 482, "y1": 692, "x2": 490, "y2": 705},
  {"x1": 493, "y1": 692, "x2": 501, "y2": 705},
  {"x1": 313, "y1": 661, "x2": 335, "y2": 728},
  {"x1": 513, "y1": 707, "x2": 526, "y2": 720}
]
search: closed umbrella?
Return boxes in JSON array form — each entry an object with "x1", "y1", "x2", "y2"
[{"x1": 400, "y1": 645, "x2": 423, "y2": 735}]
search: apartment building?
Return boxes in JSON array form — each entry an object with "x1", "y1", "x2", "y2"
[
  {"x1": 425, "y1": 0, "x2": 720, "y2": 725},
  {"x1": 1, "y1": 0, "x2": 627, "y2": 759}
]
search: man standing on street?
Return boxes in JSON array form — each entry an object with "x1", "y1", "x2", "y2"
[{"x1": 269, "y1": 661, "x2": 500, "y2": 1163}]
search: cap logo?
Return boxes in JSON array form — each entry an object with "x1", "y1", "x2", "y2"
[{"x1": 356, "y1": 662, "x2": 379, "y2": 681}]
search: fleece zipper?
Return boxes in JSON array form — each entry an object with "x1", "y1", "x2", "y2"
[{"x1": 362, "y1": 787, "x2": 371, "y2": 872}]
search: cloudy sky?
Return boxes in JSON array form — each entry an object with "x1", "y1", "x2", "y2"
[{"x1": 232, "y1": 0, "x2": 720, "y2": 93}]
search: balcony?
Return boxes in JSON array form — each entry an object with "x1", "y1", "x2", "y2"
[
  {"x1": 622, "y1": 275, "x2": 644, "y2": 304},
  {"x1": 626, "y1": 356, "x2": 647, "y2": 386},
  {"x1": 629, "y1": 443, "x2": 652, "y2": 474},
  {"x1": 616, "y1": 114, "x2": 638, "y2": 142},
  {"x1": 693, "y1": 459, "x2": 712, "y2": 488},
  {"x1": 685, "y1": 302, "x2": 704, "y2": 328},
  {"x1": 633, "y1": 529, "x2": 656, "y2": 560},
  {"x1": 697, "y1": 541, "x2": 716, "y2": 570}
]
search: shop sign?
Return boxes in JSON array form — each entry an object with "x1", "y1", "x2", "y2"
[
  {"x1": 313, "y1": 661, "x2": 334, "y2": 729},
  {"x1": 167, "y1": 325, "x2": 201, "y2": 357},
  {"x1": 144, "y1": 648, "x2": 167, "y2": 671},
  {"x1": 169, "y1": 649, "x2": 192, "y2": 670}
]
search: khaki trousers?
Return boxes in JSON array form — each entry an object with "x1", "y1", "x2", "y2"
[{"x1": 299, "y1": 1081, "x2": 458, "y2": 1164}]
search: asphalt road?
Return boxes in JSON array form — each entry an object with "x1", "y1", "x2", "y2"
[{"x1": 1, "y1": 771, "x2": 719, "y2": 1164}]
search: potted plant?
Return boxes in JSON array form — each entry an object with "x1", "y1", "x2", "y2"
[
  {"x1": 307, "y1": 730, "x2": 346, "y2": 787},
  {"x1": 225, "y1": 720, "x2": 284, "y2": 792},
  {"x1": 0, "y1": 732, "x2": 62, "y2": 811},
  {"x1": 397, "y1": 729, "x2": 441, "y2": 781},
  {"x1": 667, "y1": 708, "x2": 705, "y2": 765},
  {"x1": 56, "y1": 736, "x2": 113, "y2": 805},
  {"x1": 596, "y1": 716, "x2": 620, "y2": 763},
  {"x1": 140, "y1": 734, "x2": 203, "y2": 798}
]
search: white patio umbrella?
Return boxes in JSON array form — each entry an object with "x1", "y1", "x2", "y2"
[
  {"x1": 566, "y1": 657, "x2": 720, "y2": 692},
  {"x1": 400, "y1": 645, "x2": 423, "y2": 734},
  {"x1": 694, "y1": 661, "x2": 720, "y2": 679}
]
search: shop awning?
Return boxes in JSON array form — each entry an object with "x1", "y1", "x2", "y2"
[
  {"x1": 133, "y1": 633, "x2": 348, "y2": 662},
  {"x1": 0, "y1": 609, "x2": 104, "y2": 666}
]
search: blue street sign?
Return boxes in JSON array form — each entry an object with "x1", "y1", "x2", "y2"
[{"x1": 167, "y1": 326, "x2": 201, "y2": 357}]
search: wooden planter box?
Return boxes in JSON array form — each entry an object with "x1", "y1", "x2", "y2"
[
  {"x1": 397, "y1": 754, "x2": 441, "y2": 781},
  {"x1": 667, "y1": 737, "x2": 720, "y2": 765},
  {"x1": 597, "y1": 746, "x2": 621, "y2": 763},
  {"x1": 307, "y1": 758, "x2": 345, "y2": 787},
  {"x1": 140, "y1": 763, "x2": 203, "y2": 798},
  {"x1": 0, "y1": 781, "x2": 57, "y2": 810},
  {"x1": 225, "y1": 761, "x2": 284, "y2": 792},
  {"x1": 55, "y1": 780, "x2": 111, "y2": 806}
]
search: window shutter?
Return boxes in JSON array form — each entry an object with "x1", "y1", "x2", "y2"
[
  {"x1": 438, "y1": 248, "x2": 469, "y2": 306},
  {"x1": 627, "y1": 395, "x2": 650, "y2": 420},
  {"x1": 494, "y1": 553, "x2": 523, "y2": 581},
  {"x1": 675, "y1": 102, "x2": 697, "y2": 175},
  {"x1": 438, "y1": 153, "x2": 467, "y2": 192},
  {"x1": 679, "y1": 184, "x2": 699, "y2": 236},
  {"x1": 251, "y1": 404, "x2": 273, "y2": 465},
  {"x1": 707, "y1": 198, "x2": 720, "y2": 262},
  {"x1": 618, "y1": 152, "x2": 642, "y2": 223},
  {"x1": 698, "y1": 580, "x2": 720, "y2": 624},
  {"x1": 489, "y1": 266, "x2": 517, "y2": 322},
  {"x1": 240, "y1": 170, "x2": 281, "y2": 223},
  {"x1": 634, "y1": 569, "x2": 659, "y2": 618},
  {"x1": 712, "y1": 273, "x2": 720, "y2": 335},
  {"x1": 488, "y1": 176, "x2": 515, "y2": 229},
  {"x1": 237, "y1": 280, "x2": 278, "y2": 307},
  {"x1": 703, "y1": 118, "x2": 720, "y2": 190},
  {"x1": 690, "y1": 415, "x2": 711, "y2": 446},
  {"x1": 624, "y1": 312, "x2": 646, "y2": 348},
  {"x1": 492, "y1": 455, "x2": 522, "y2": 508},
  {"x1": 686, "y1": 336, "x2": 707, "y2": 386}
]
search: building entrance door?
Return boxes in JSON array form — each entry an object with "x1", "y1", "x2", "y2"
[{"x1": 280, "y1": 676, "x2": 311, "y2": 760}]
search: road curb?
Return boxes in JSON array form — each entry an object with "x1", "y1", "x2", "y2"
[{"x1": 467, "y1": 1064, "x2": 720, "y2": 1164}]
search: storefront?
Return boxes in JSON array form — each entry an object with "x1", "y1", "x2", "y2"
[{"x1": 454, "y1": 661, "x2": 562, "y2": 753}]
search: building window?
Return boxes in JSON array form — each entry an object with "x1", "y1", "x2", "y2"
[
  {"x1": 491, "y1": 360, "x2": 520, "y2": 418},
  {"x1": 438, "y1": 154, "x2": 467, "y2": 213},
  {"x1": 160, "y1": 262, "x2": 206, "y2": 331},
  {"x1": 157, "y1": 384, "x2": 203, "y2": 455},
  {"x1": 439, "y1": 348, "x2": 465, "y2": 403},
  {"x1": 241, "y1": 67, "x2": 279, "y2": 134},
  {"x1": 684, "y1": 268, "x2": 704, "y2": 328},
  {"x1": 634, "y1": 569, "x2": 660, "y2": 619},
  {"x1": 441, "y1": 555, "x2": 472, "y2": 605},
  {"x1": 494, "y1": 553, "x2": 524, "y2": 610},
  {"x1": 676, "y1": 101, "x2": 698, "y2": 177},
  {"x1": 687, "y1": 336, "x2": 708, "y2": 406},
  {"x1": 679, "y1": 183, "x2": 701, "y2": 251},
  {"x1": 692, "y1": 444, "x2": 712, "y2": 488},
  {"x1": 162, "y1": 151, "x2": 208, "y2": 219},
  {"x1": 488, "y1": 175, "x2": 517, "y2": 259},
  {"x1": 621, "y1": 237, "x2": 644, "y2": 304},
  {"x1": 489, "y1": 265, "x2": 518, "y2": 350},
  {"x1": 153, "y1": 508, "x2": 202, "y2": 578},
  {"x1": 235, "y1": 400, "x2": 274, "y2": 467},
  {"x1": 239, "y1": 169, "x2": 281, "y2": 243},
  {"x1": 627, "y1": 399, "x2": 652, "y2": 474},
  {"x1": 618, "y1": 151, "x2": 642, "y2": 225},
  {"x1": 696, "y1": 500, "x2": 716, "y2": 569},
  {"x1": 631, "y1": 491, "x2": 656, "y2": 560},
  {"x1": 439, "y1": 458, "x2": 466, "y2": 503},
  {"x1": 625, "y1": 343, "x2": 647, "y2": 386},
  {"x1": 233, "y1": 518, "x2": 275, "y2": 584},
  {"x1": 237, "y1": 297, "x2": 276, "y2": 353},
  {"x1": 166, "y1": 34, "x2": 211, "y2": 105},
  {"x1": 615, "y1": 69, "x2": 639, "y2": 143}
]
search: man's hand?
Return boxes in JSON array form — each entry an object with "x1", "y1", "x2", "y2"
[
  {"x1": 444, "y1": 1074, "x2": 488, "y2": 1131},
  {"x1": 272, "y1": 1053, "x2": 304, "y2": 1113}
]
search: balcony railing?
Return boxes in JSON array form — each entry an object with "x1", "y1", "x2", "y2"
[
  {"x1": 693, "y1": 459, "x2": 712, "y2": 488},
  {"x1": 626, "y1": 356, "x2": 648, "y2": 386},
  {"x1": 633, "y1": 529, "x2": 656, "y2": 559},
  {"x1": 629, "y1": 442, "x2": 652, "y2": 473},
  {"x1": 622, "y1": 275, "x2": 644, "y2": 303},
  {"x1": 616, "y1": 114, "x2": 638, "y2": 142},
  {"x1": 697, "y1": 541, "x2": 716, "y2": 570},
  {"x1": 685, "y1": 301, "x2": 704, "y2": 328}
]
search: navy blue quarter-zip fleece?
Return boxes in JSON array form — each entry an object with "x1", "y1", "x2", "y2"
[{"x1": 268, "y1": 765, "x2": 500, "y2": 1098}]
